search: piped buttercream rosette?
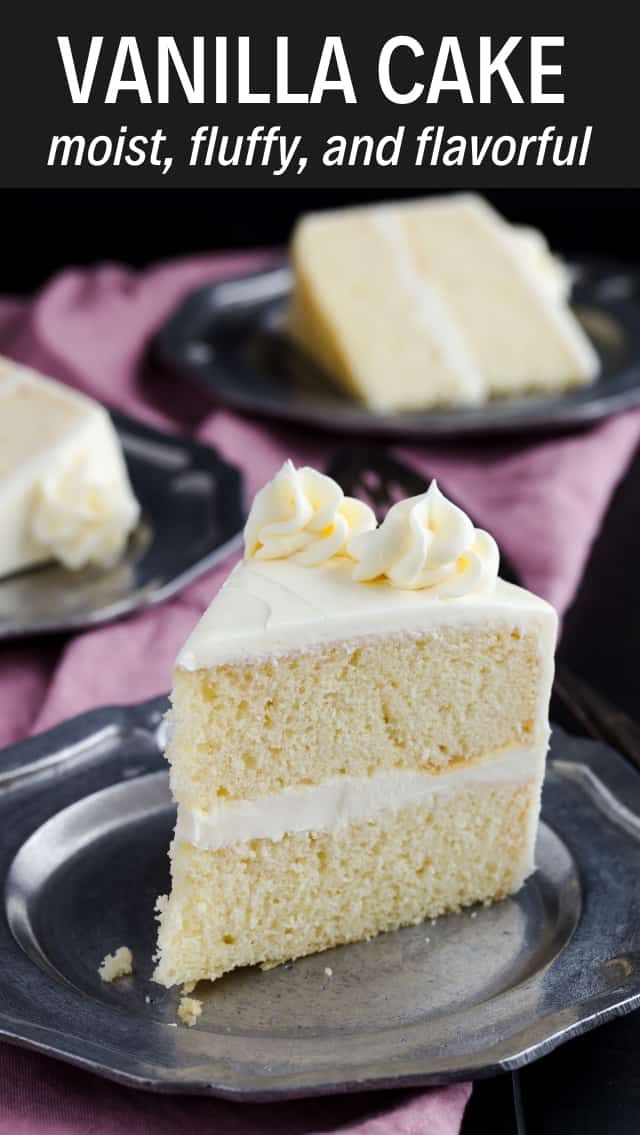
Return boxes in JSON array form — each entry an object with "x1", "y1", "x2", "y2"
[
  {"x1": 348, "y1": 480, "x2": 499, "y2": 597},
  {"x1": 244, "y1": 460, "x2": 376, "y2": 566},
  {"x1": 244, "y1": 463, "x2": 499, "y2": 597},
  {"x1": 32, "y1": 454, "x2": 140, "y2": 570}
]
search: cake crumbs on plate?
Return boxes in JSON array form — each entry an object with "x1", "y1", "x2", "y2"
[
  {"x1": 98, "y1": 946, "x2": 133, "y2": 983},
  {"x1": 470, "y1": 910, "x2": 478, "y2": 919},
  {"x1": 324, "y1": 966, "x2": 333, "y2": 977},
  {"x1": 178, "y1": 996, "x2": 203, "y2": 1027}
]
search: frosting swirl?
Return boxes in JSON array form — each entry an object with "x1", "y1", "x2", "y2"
[
  {"x1": 348, "y1": 481, "x2": 499, "y2": 596},
  {"x1": 244, "y1": 460, "x2": 376, "y2": 566},
  {"x1": 32, "y1": 454, "x2": 140, "y2": 570}
]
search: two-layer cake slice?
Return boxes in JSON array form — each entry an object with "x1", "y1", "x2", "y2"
[
  {"x1": 154, "y1": 462, "x2": 556, "y2": 988},
  {"x1": 289, "y1": 193, "x2": 599, "y2": 411}
]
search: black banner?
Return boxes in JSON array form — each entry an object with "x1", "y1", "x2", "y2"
[{"x1": 1, "y1": 5, "x2": 636, "y2": 188}]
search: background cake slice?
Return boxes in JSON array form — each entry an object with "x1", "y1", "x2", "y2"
[
  {"x1": 154, "y1": 463, "x2": 556, "y2": 990},
  {"x1": 288, "y1": 193, "x2": 599, "y2": 412},
  {"x1": 0, "y1": 356, "x2": 140, "y2": 577}
]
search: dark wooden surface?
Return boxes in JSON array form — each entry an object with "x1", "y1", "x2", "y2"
[
  {"x1": 463, "y1": 442, "x2": 640, "y2": 1133},
  {"x1": 561, "y1": 445, "x2": 640, "y2": 723}
]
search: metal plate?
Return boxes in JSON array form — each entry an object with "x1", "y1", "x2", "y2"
[
  {"x1": 0, "y1": 413, "x2": 243, "y2": 640},
  {"x1": 154, "y1": 258, "x2": 640, "y2": 439},
  {"x1": 1, "y1": 701, "x2": 640, "y2": 1099}
]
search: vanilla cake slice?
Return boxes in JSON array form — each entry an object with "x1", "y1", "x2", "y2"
[
  {"x1": 289, "y1": 193, "x2": 599, "y2": 411},
  {"x1": 154, "y1": 461, "x2": 556, "y2": 988}
]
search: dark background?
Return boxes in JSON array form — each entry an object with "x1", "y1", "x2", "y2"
[{"x1": 3, "y1": 188, "x2": 640, "y2": 294}]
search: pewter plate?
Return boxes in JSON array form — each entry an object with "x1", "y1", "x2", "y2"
[
  {"x1": 0, "y1": 413, "x2": 243, "y2": 640},
  {"x1": 1, "y1": 702, "x2": 640, "y2": 1099},
  {"x1": 154, "y1": 258, "x2": 640, "y2": 438}
]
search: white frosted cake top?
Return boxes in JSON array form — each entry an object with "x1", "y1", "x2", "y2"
[
  {"x1": 177, "y1": 460, "x2": 556, "y2": 670},
  {"x1": 177, "y1": 557, "x2": 555, "y2": 669}
]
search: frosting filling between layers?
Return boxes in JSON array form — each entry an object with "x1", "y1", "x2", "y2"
[
  {"x1": 175, "y1": 742, "x2": 546, "y2": 851},
  {"x1": 370, "y1": 208, "x2": 484, "y2": 402}
]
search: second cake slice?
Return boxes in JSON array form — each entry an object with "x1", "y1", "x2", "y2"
[{"x1": 289, "y1": 194, "x2": 599, "y2": 411}]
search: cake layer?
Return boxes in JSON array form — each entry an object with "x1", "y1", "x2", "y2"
[
  {"x1": 169, "y1": 617, "x2": 551, "y2": 807},
  {"x1": 154, "y1": 769, "x2": 542, "y2": 987},
  {"x1": 170, "y1": 557, "x2": 555, "y2": 806}
]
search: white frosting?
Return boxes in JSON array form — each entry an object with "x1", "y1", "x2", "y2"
[
  {"x1": 0, "y1": 359, "x2": 140, "y2": 576},
  {"x1": 32, "y1": 452, "x2": 140, "y2": 570},
  {"x1": 349, "y1": 480, "x2": 499, "y2": 595},
  {"x1": 178, "y1": 556, "x2": 557, "y2": 670},
  {"x1": 176, "y1": 743, "x2": 546, "y2": 851},
  {"x1": 244, "y1": 460, "x2": 375, "y2": 566},
  {"x1": 509, "y1": 225, "x2": 573, "y2": 303},
  {"x1": 371, "y1": 208, "x2": 485, "y2": 404}
]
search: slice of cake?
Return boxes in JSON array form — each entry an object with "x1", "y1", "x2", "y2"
[
  {"x1": 288, "y1": 193, "x2": 599, "y2": 412},
  {"x1": 0, "y1": 356, "x2": 140, "y2": 577},
  {"x1": 154, "y1": 461, "x2": 556, "y2": 989}
]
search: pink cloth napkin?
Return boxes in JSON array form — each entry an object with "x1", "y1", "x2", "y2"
[{"x1": 1, "y1": 251, "x2": 639, "y2": 1135}]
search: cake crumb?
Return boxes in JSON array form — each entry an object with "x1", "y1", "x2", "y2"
[
  {"x1": 431, "y1": 919, "x2": 437, "y2": 927},
  {"x1": 144, "y1": 994, "x2": 151, "y2": 1004},
  {"x1": 98, "y1": 946, "x2": 133, "y2": 983},
  {"x1": 424, "y1": 937, "x2": 431, "y2": 944},
  {"x1": 470, "y1": 911, "x2": 478, "y2": 919},
  {"x1": 178, "y1": 996, "x2": 203, "y2": 1027},
  {"x1": 324, "y1": 966, "x2": 333, "y2": 977}
]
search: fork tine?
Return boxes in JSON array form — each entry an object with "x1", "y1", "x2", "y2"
[
  {"x1": 327, "y1": 449, "x2": 427, "y2": 520},
  {"x1": 326, "y1": 449, "x2": 520, "y2": 585}
]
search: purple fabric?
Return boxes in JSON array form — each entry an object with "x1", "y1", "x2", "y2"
[
  {"x1": 0, "y1": 1039, "x2": 471, "y2": 1135},
  {"x1": 0, "y1": 251, "x2": 638, "y2": 1134}
]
